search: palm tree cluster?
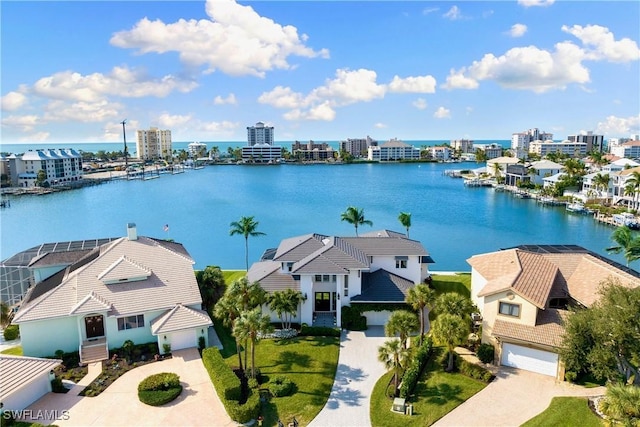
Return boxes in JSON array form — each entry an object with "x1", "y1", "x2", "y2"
[{"x1": 431, "y1": 292, "x2": 475, "y2": 372}]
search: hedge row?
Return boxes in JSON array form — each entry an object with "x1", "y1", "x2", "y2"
[
  {"x1": 457, "y1": 357, "x2": 494, "y2": 383},
  {"x1": 202, "y1": 348, "x2": 260, "y2": 423},
  {"x1": 399, "y1": 337, "x2": 433, "y2": 399},
  {"x1": 299, "y1": 325, "x2": 341, "y2": 337}
]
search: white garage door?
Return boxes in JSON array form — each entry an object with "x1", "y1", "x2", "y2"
[
  {"x1": 362, "y1": 310, "x2": 392, "y2": 326},
  {"x1": 170, "y1": 329, "x2": 196, "y2": 351},
  {"x1": 501, "y1": 343, "x2": 558, "y2": 377}
]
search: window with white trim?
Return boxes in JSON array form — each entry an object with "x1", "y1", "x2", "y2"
[
  {"x1": 498, "y1": 302, "x2": 520, "y2": 317},
  {"x1": 395, "y1": 256, "x2": 408, "y2": 269},
  {"x1": 117, "y1": 314, "x2": 145, "y2": 330}
]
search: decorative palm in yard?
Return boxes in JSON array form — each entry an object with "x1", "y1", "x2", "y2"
[
  {"x1": 213, "y1": 294, "x2": 244, "y2": 372},
  {"x1": 233, "y1": 307, "x2": 273, "y2": 379},
  {"x1": 624, "y1": 171, "x2": 640, "y2": 210},
  {"x1": 378, "y1": 339, "x2": 409, "y2": 396},
  {"x1": 406, "y1": 283, "x2": 436, "y2": 345},
  {"x1": 385, "y1": 310, "x2": 419, "y2": 349},
  {"x1": 435, "y1": 292, "x2": 475, "y2": 319},
  {"x1": 268, "y1": 289, "x2": 304, "y2": 330},
  {"x1": 431, "y1": 313, "x2": 469, "y2": 372},
  {"x1": 340, "y1": 206, "x2": 372, "y2": 236},
  {"x1": 229, "y1": 216, "x2": 266, "y2": 271},
  {"x1": 398, "y1": 212, "x2": 412, "y2": 238},
  {"x1": 606, "y1": 225, "x2": 640, "y2": 266}
]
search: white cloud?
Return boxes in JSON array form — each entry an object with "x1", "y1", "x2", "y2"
[
  {"x1": 596, "y1": 114, "x2": 640, "y2": 136},
  {"x1": 1, "y1": 91, "x2": 27, "y2": 111},
  {"x1": 43, "y1": 100, "x2": 121, "y2": 122},
  {"x1": 518, "y1": 0, "x2": 555, "y2": 7},
  {"x1": 20, "y1": 132, "x2": 50, "y2": 142},
  {"x1": 31, "y1": 66, "x2": 197, "y2": 102},
  {"x1": 110, "y1": 0, "x2": 329, "y2": 78},
  {"x1": 562, "y1": 24, "x2": 640, "y2": 62},
  {"x1": 1, "y1": 114, "x2": 40, "y2": 132},
  {"x1": 157, "y1": 113, "x2": 193, "y2": 128},
  {"x1": 442, "y1": 70, "x2": 479, "y2": 90},
  {"x1": 311, "y1": 68, "x2": 386, "y2": 105},
  {"x1": 258, "y1": 86, "x2": 306, "y2": 109},
  {"x1": 213, "y1": 93, "x2": 238, "y2": 105},
  {"x1": 412, "y1": 98, "x2": 428, "y2": 110},
  {"x1": 433, "y1": 107, "x2": 451, "y2": 119},
  {"x1": 387, "y1": 75, "x2": 437, "y2": 93},
  {"x1": 509, "y1": 24, "x2": 528, "y2": 38},
  {"x1": 422, "y1": 7, "x2": 439, "y2": 15},
  {"x1": 374, "y1": 123, "x2": 387, "y2": 129},
  {"x1": 197, "y1": 120, "x2": 241, "y2": 133},
  {"x1": 443, "y1": 6, "x2": 462, "y2": 20},
  {"x1": 284, "y1": 102, "x2": 336, "y2": 121}
]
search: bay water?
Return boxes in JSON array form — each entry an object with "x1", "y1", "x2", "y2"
[{"x1": 0, "y1": 162, "x2": 625, "y2": 271}]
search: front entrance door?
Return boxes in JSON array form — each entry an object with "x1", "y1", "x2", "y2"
[
  {"x1": 315, "y1": 292, "x2": 331, "y2": 311},
  {"x1": 85, "y1": 315, "x2": 104, "y2": 339}
]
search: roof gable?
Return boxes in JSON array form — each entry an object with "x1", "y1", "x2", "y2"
[
  {"x1": 150, "y1": 304, "x2": 212, "y2": 334},
  {"x1": 97, "y1": 255, "x2": 152, "y2": 284},
  {"x1": 273, "y1": 233, "x2": 327, "y2": 262},
  {"x1": 351, "y1": 269, "x2": 414, "y2": 302},
  {"x1": 69, "y1": 291, "x2": 112, "y2": 315}
]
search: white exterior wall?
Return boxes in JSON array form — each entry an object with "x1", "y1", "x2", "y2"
[
  {"x1": 469, "y1": 268, "x2": 487, "y2": 312},
  {"x1": 106, "y1": 308, "x2": 166, "y2": 349},
  {"x1": 20, "y1": 317, "x2": 80, "y2": 357},
  {"x1": 481, "y1": 292, "x2": 538, "y2": 345},
  {"x1": 3, "y1": 370, "x2": 53, "y2": 411},
  {"x1": 370, "y1": 255, "x2": 421, "y2": 284},
  {"x1": 299, "y1": 276, "x2": 314, "y2": 324}
]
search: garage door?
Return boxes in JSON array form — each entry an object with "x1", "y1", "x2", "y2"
[
  {"x1": 501, "y1": 343, "x2": 558, "y2": 377},
  {"x1": 362, "y1": 310, "x2": 392, "y2": 326},
  {"x1": 170, "y1": 329, "x2": 196, "y2": 351}
]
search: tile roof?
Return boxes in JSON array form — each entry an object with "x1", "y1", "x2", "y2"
[
  {"x1": 247, "y1": 261, "x2": 300, "y2": 292},
  {"x1": 273, "y1": 234, "x2": 327, "y2": 262},
  {"x1": 0, "y1": 355, "x2": 62, "y2": 400},
  {"x1": 360, "y1": 229, "x2": 408, "y2": 238},
  {"x1": 150, "y1": 304, "x2": 212, "y2": 334},
  {"x1": 292, "y1": 237, "x2": 369, "y2": 274},
  {"x1": 69, "y1": 291, "x2": 113, "y2": 315},
  {"x1": 13, "y1": 236, "x2": 202, "y2": 323},
  {"x1": 351, "y1": 269, "x2": 414, "y2": 302},
  {"x1": 341, "y1": 237, "x2": 428, "y2": 256},
  {"x1": 492, "y1": 309, "x2": 568, "y2": 348},
  {"x1": 511, "y1": 251, "x2": 558, "y2": 308}
]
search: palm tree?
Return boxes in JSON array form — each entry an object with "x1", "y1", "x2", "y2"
[
  {"x1": 599, "y1": 383, "x2": 640, "y2": 426},
  {"x1": 398, "y1": 212, "x2": 412, "y2": 238},
  {"x1": 340, "y1": 206, "x2": 373, "y2": 236},
  {"x1": 385, "y1": 310, "x2": 419, "y2": 349},
  {"x1": 405, "y1": 284, "x2": 436, "y2": 344},
  {"x1": 435, "y1": 292, "x2": 475, "y2": 319},
  {"x1": 229, "y1": 216, "x2": 266, "y2": 271},
  {"x1": 378, "y1": 339, "x2": 409, "y2": 395},
  {"x1": 431, "y1": 313, "x2": 469, "y2": 372},
  {"x1": 213, "y1": 294, "x2": 243, "y2": 372},
  {"x1": 592, "y1": 173, "x2": 610, "y2": 201},
  {"x1": 233, "y1": 307, "x2": 273, "y2": 379},
  {"x1": 491, "y1": 162, "x2": 502, "y2": 178},
  {"x1": 624, "y1": 171, "x2": 640, "y2": 210},
  {"x1": 269, "y1": 289, "x2": 303, "y2": 330},
  {"x1": 606, "y1": 225, "x2": 640, "y2": 266}
]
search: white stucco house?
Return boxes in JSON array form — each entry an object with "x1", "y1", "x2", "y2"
[
  {"x1": 247, "y1": 230, "x2": 434, "y2": 327},
  {"x1": 468, "y1": 244, "x2": 640, "y2": 380},
  {"x1": 0, "y1": 355, "x2": 61, "y2": 412},
  {"x1": 12, "y1": 224, "x2": 211, "y2": 363}
]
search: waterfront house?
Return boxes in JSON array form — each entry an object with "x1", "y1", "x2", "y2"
[
  {"x1": 12, "y1": 224, "x2": 211, "y2": 363},
  {"x1": 468, "y1": 244, "x2": 640, "y2": 380},
  {"x1": 429, "y1": 146, "x2": 453, "y2": 162},
  {"x1": 367, "y1": 139, "x2": 420, "y2": 161},
  {"x1": 247, "y1": 230, "x2": 434, "y2": 327},
  {"x1": 486, "y1": 156, "x2": 519, "y2": 178},
  {"x1": 612, "y1": 165, "x2": 640, "y2": 207}
]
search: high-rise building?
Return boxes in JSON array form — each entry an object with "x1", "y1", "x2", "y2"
[
  {"x1": 568, "y1": 131, "x2": 604, "y2": 153},
  {"x1": 247, "y1": 122, "x2": 274, "y2": 146},
  {"x1": 339, "y1": 136, "x2": 377, "y2": 157},
  {"x1": 451, "y1": 139, "x2": 474, "y2": 154},
  {"x1": 511, "y1": 128, "x2": 553, "y2": 158},
  {"x1": 136, "y1": 127, "x2": 172, "y2": 160}
]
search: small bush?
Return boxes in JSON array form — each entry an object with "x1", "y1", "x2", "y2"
[
  {"x1": 565, "y1": 371, "x2": 577, "y2": 382},
  {"x1": 162, "y1": 343, "x2": 171, "y2": 354},
  {"x1": 300, "y1": 325, "x2": 340, "y2": 337},
  {"x1": 138, "y1": 372, "x2": 182, "y2": 406},
  {"x1": 457, "y1": 358, "x2": 494, "y2": 383},
  {"x1": 269, "y1": 375, "x2": 295, "y2": 397},
  {"x1": 3, "y1": 324, "x2": 19, "y2": 341},
  {"x1": 51, "y1": 377, "x2": 67, "y2": 393},
  {"x1": 227, "y1": 392, "x2": 261, "y2": 423},
  {"x1": 476, "y1": 343, "x2": 495, "y2": 364}
]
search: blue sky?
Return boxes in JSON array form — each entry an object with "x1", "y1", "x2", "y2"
[{"x1": 1, "y1": 0, "x2": 639, "y2": 144}]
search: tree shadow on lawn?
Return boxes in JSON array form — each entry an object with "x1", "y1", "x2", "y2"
[
  {"x1": 276, "y1": 351, "x2": 312, "y2": 370},
  {"x1": 423, "y1": 382, "x2": 464, "y2": 406}
]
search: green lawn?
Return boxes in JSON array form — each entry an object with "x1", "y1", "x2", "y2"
[
  {"x1": 431, "y1": 273, "x2": 471, "y2": 297},
  {"x1": 370, "y1": 347, "x2": 487, "y2": 426},
  {"x1": 222, "y1": 270, "x2": 246, "y2": 283},
  {"x1": 1, "y1": 345, "x2": 23, "y2": 355},
  {"x1": 521, "y1": 397, "x2": 603, "y2": 427},
  {"x1": 220, "y1": 335, "x2": 339, "y2": 427}
]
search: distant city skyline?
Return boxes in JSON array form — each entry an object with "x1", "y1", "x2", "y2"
[{"x1": 1, "y1": 0, "x2": 639, "y2": 144}]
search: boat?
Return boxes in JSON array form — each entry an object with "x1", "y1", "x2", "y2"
[
  {"x1": 566, "y1": 202, "x2": 587, "y2": 213},
  {"x1": 612, "y1": 212, "x2": 640, "y2": 229}
]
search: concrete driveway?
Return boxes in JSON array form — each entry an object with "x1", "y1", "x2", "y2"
[
  {"x1": 309, "y1": 327, "x2": 388, "y2": 427},
  {"x1": 434, "y1": 367, "x2": 605, "y2": 427},
  {"x1": 23, "y1": 348, "x2": 235, "y2": 427}
]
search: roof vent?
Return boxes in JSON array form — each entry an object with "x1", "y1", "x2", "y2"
[{"x1": 127, "y1": 223, "x2": 138, "y2": 241}]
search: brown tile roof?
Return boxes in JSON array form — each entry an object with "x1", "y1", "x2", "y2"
[
  {"x1": 492, "y1": 309, "x2": 568, "y2": 348},
  {"x1": 512, "y1": 251, "x2": 558, "y2": 308}
]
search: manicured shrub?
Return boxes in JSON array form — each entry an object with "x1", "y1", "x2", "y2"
[
  {"x1": 226, "y1": 392, "x2": 261, "y2": 423},
  {"x1": 476, "y1": 343, "x2": 495, "y2": 364},
  {"x1": 399, "y1": 337, "x2": 433, "y2": 399},
  {"x1": 565, "y1": 371, "x2": 577, "y2": 382},
  {"x1": 3, "y1": 324, "x2": 19, "y2": 341},
  {"x1": 269, "y1": 375, "x2": 295, "y2": 397},
  {"x1": 457, "y1": 358, "x2": 494, "y2": 383},
  {"x1": 299, "y1": 325, "x2": 340, "y2": 337},
  {"x1": 138, "y1": 372, "x2": 182, "y2": 406},
  {"x1": 202, "y1": 348, "x2": 241, "y2": 401},
  {"x1": 51, "y1": 377, "x2": 67, "y2": 393}
]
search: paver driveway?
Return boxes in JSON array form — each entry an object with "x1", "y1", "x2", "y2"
[
  {"x1": 434, "y1": 366, "x2": 605, "y2": 427},
  {"x1": 23, "y1": 348, "x2": 235, "y2": 427},
  {"x1": 309, "y1": 327, "x2": 388, "y2": 427}
]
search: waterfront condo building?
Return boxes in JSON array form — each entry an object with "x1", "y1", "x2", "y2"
[
  {"x1": 339, "y1": 136, "x2": 377, "y2": 158},
  {"x1": 610, "y1": 140, "x2": 640, "y2": 159},
  {"x1": 429, "y1": 146, "x2": 453, "y2": 161},
  {"x1": 568, "y1": 131, "x2": 604, "y2": 153},
  {"x1": 136, "y1": 127, "x2": 173, "y2": 160},
  {"x1": 451, "y1": 139, "x2": 474, "y2": 154},
  {"x1": 367, "y1": 138, "x2": 420, "y2": 161},
  {"x1": 529, "y1": 140, "x2": 587, "y2": 158},
  {"x1": 511, "y1": 128, "x2": 553, "y2": 159},
  {"x1": 475, "y1": 143, "x2": 503, "y2": 160},
  {"x1": 187, "y1": 142, "x2": 208, "y2": 159},
  {"x1": 7, "y1": 149, "x2": 83, "y2": 188},
  {"x1": 243, "y1": 122, "x2": 281, "y2": 163},
  {"x1": 292, "y1": 141, "x2": 335, "y2": 161}
]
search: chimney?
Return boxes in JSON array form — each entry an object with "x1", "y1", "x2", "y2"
[{"x1": 127, "y1": 223, "x2": 138, "y2": 241}]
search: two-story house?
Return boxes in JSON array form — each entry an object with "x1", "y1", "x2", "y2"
[
  {"x1": 468, "y1": 245, "x2": 640, "y2": 380},
  {"x1": 247, "y1": 230, "x2": 434, "y2": 327}
]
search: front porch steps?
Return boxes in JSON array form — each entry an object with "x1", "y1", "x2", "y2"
[{"x1": 80, "y1": 338, "x2": 108, "y2": 364}]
